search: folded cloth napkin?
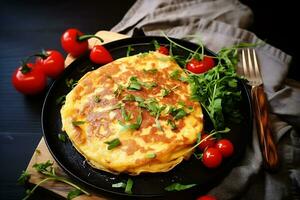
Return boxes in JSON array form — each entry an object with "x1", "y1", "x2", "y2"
[{"x1": 111, "y1": 0, "x2": 300, "y2": 199}]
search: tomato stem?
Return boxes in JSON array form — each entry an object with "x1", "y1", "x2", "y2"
[
  {"x1": 77, "y1": 34, "x2": 104, "y2": 43},
  {"x1": 20, "y1": 60, "x2": 32, "y2": 74},
  {"x1": 34, "y1": 49, "x2": 49, "y2": 59}
]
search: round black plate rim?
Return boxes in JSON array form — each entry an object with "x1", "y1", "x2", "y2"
[{"x1": 41, "y1": 36, "x2": 253, "y2": 198}]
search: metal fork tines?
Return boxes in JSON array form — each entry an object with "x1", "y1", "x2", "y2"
[
  {"x1": 241, "y1": 48, "x2": 263, "y2": 86},
  {"x1": 241, "y1": 48, "x2": 279, "y2": 171}
]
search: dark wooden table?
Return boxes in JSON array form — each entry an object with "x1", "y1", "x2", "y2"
[{"x1": 0, "y1": 1, "x2": 298, "y2": 200}]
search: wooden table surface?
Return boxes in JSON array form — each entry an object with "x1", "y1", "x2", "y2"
[{"x1": 0, "y1": 0, "x2": 299, "y2": 200}]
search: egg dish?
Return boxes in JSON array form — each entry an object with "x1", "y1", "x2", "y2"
[{"x1": 61, "y1": 51, "x2": 203, "y2": 175}]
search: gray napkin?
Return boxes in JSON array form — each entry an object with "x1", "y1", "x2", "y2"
[{"x1": 111, "y1": 0, "x2": 300, "y2": 199}]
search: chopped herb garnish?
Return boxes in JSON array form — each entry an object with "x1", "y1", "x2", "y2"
[
  {"x1": 160, "y1": 88, "x2": 171, "y2": 97},
  {"x1": 119, "y1": 111, "x2": 142, "y2": 131},
  {"x1": 72, "y1": 121, "x2": 86, "y2": 126},
  {"x1": 35, "y1": 149, "x2": 41, "y2": 155},
  {"x1": 146, "y1": 153, "x2": 156, "y2": 158},
  {"x1": 178, "y1": 101, "x2": 185, "y2": 107},
  {"x1": 125, "y1": 178, "x2": 133, "y2": 194},
  {"x1": 67, "y1": 189, "x2": 83, "y2": 200},
  {"x1": 164, "y1": 183, "x2": 196, "y2": 191},
  {"x1": 123, "y1": 94, "x2": 136, "y2": 101},
  {"x1": 17, "y1": 170, "x2": 30, "y2": 185},
  {"x1": 121, "y1": 105, "x2": 131, "y2": 121},
  {"x1": 169, "y1": 107, "x2": 188, "y2": 120},
  {"x1": 143, "y1": 82, "x2": 157, "y2": 89},
  {"x1": 58, "y1": 133, "x2": 67, "y2": 142},
  {"x1": 104, "y1": 138, "x2": 121, "y2": 150},
  {"x1": 151, "y1": 39, "x2": 161, "y2": 50},
  {"x1": 114, "y1": 84, "x2": 124, "y2": 97},
  {"x1": 108, "y1": 103, "x2": 122, "y2": 111},
  {"x1": 112, "y1": 178, "x2": 133, "y2": 194},
  {"x1": 167, "y1": 119, "x2": 177, "y2": 130},
  {"x1": 193, "y1": 152, "x2": 203, "y2": 160},
  {"x1": 126, "y1": 45, "x2": 134, "y2": 57},
  {"x1": 65, "y1": 78, "x2": 78, "y2": 89},
  {"x1": 56, "y1": 95, "x2": 66, "y2": 105},
  {"x1": 127, "y1": 76, "x2": 142, "y2": 90},
  {"x1": 94, "y1": 96, "x2": 101, "y2": 103},
  {"x1": 112, "y1": 182, "x2": 126, "y2": 188},
  {"x1": 143, "y1": 68, "x2": 158, "y2": 74},
  {"x1": 170, "y1": 70, "x2": 180, "y2": 80}
]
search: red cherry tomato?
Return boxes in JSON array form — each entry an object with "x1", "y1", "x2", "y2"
[
  {"x1": 215, "y1": 139, "x2": 234, "y2": 158},
  {"x1": 157, "y1": 46, "x2": 169, "y2": 55},
  {"x1": 12, "y1": 63, "x2": 47, "y2": 95},
  {"x1": 202, "y1": 147, "x2": 223, "y2": 168},
  {"x1": 186, "y1": 56, "x2": 215, "y2": 74},
  {"x1": 61, "y1": 28, "x2": 88, "y2": 57},
  {"x1": 197, "y1": 194, "x2": 217, "y2": 200},
  {"x1": 89, "y1": 45, "x2": 113, "y2": 64},
  {"x1": 35, "y1": 50, "x2": 65, "y2": 78},
  {"x1": 198, "y1": 133, "x2": 216, "y2": 151}
]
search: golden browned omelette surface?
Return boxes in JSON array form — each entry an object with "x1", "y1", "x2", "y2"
[{"x1": 61, "y1": 52, "x2": 203, "y2": 175}]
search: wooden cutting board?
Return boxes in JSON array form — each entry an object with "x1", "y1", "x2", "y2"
[{"x1": 26, "y1": 31, "x2": 129, "y2": 200}]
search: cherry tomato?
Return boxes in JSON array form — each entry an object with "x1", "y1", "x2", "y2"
[
  {"x1": 35, "y1": 50, "x2": 65, "y2": 78},
  {"x1": 61, "y1": 28, "x2": 88, "y2": 57},
  {"x1": 186, "y1": 56, "x2": 215, "y2": 74},
  {"x1": 197, "y1": 194, "x2": 217, "y2": 200},
  {"x1": 198, "y1": 133, "x2": 216, "y2": 151},
  {"x1": 215, "y1": 139, "x2": 234, "y2": 158},
  {"x1": 202, "y1": 147, "x2": 223, "y2": 168},
  {"x1": 157, "y1": 46, "x2": 169, "y2": 55},
  {"x1": 89, "y1": 45, "x2": 113, "y2": 64},
  {"x1": 12, "y1": 63, "x2": 47, "y2": 95}
]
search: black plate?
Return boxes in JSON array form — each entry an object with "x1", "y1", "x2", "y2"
[{"x1": 42, "y1": 36, "x2": 252, "y2": 199}]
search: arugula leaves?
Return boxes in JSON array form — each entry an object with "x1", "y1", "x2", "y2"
[
  {"x1": 164, "y1": 183, "x2": 196, "y2": 191},
  {"x1": 19, "y1": 160, "x2": 90, "y2": 200},
  {"x1": 58, "y1": 133, "x2": 67, "y2": 142},
  {"x1": 17, "y1": 171, "x2": 30, "y2": 185},
  {"x1": 127, "y1": 76, "x2": 157, "y2": 90}
]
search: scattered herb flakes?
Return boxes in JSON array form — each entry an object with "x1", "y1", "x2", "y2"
[
  {"x1": 58, "y1": 133, "x2": 67, "y2": 142},
  {"x1": 146, "y1": 153, "x2": 156, "y2": 159},
  {"x1": 67, "y1": 188, "x2": 83, "y2": 200},
  {"x1": 17, "y1": 170, "x2": 30, "y2": 185},
  {"x1": 104, "y1": 138, "x2": 121, "y2": 150},
  {"x1": 170, "y1": 69, "x2": 180, "y2": 80},
  {"x1": 143, "y1": 81, "x2": 157, "y2": 89},
  {"x1": 112, "y1": 182, "x2": 126, "y2": 188},
  {"x1": 160, "y1": 88, "x2": 171, "y2": 97},
  {"x1": 167, "y1": 119, "x2": 177, "y2": 130},
  {"x1": 137, "y1": 52, "x2": 149, "y2": 58},
  {"x1": 165, "y1": 183, "x2": 196, "y2": 191},
  {"x1": 72, "y1": 121, "x2": 86, "y2": 126},
  {"x1": 65, "y1": 78, "x2": 78, "y2": 89},
  {"x1": 108, "y1": 103, "x2": 122, "y2": 111},
  {"x1": 94, "y1": 95, "x2": 101, "y2": 103},
  {"x1": 121, "y1": 105, "x2": 131, "y2": 121},
  {"x1": 143, "y1": 68, "x2": 158, "y2": 74},
  {"x1": 151, "y1": 39, "x2": 161, "y2": 50},
  {"x1": 114, "y1": 84, "x2": 125, "y2": 97},
  {"x1": 123, "y1": 94, "x2": 136, "y2": 101},
  {"x1": 169, "y1": 107, "x2": 188, "y2": 120},
  {"x1": 125, "y1": 178, "x2": 133, "y2": 194},
  {"x1": 119, "y1": 111, "x2": 142, "y2": 131},
  {"x1": 177, "y1": 101, "x2": 185, "y2": 107},
  {"x1": 112, "y1": 178, "x2": 134, "y2": 195},
  {"x1": 127, "y1": 76, "x2": 142, "y2": 91},
  {"x1": 56, "y1": 95, "x2": 66, "y2": 105},
  {"x1": 126, "y1": 45, "x2": 134, "y2": 57}
]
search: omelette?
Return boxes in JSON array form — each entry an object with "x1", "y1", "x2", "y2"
[{"x1": 61, "y1": 51, "x2": 203, "y2": 175}]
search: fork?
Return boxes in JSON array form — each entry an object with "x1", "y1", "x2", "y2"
[{"x1": 241, "y1": 48, "x2": 279, "y2": 171}]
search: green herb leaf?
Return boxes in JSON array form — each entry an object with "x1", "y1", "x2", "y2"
[
  {"x1": 56, "y1": 95, "x2": 66, "y2": 105},
  {"x1": 67, "y1": 188, "x2": 83, "y2": 200},
  {"x1": 17, "y1": 171, "x2": 30, "y2": 185},
  {"x1": 58, "y1": 133, "x2": 67, "y2": 142},
  {"x1": 33, "y1": 160, "x2": 53, "y2": 174},
  {"x1": 112, "y1": 182, "x2": 126, "y2": 188},
  {"x1": 126, "y1": 45, "x2": 134, "y2": 57},
  {"x1": 143, "y1": 68, "x2": 158, "y2": 74},
  {"x1": 104, "y1": 138, "x2": 121, "y2": 150},
  {"x1": 121, "y1": 105, "x2": 131, "y2": 121},
  {"x1": 160, "y1": 88, "x2": 171, "y2": 97},
  {"x1": 146, "y1": 153, "x2": 156, "y2": 158},
  {"x1": 167, "y1": 119, "x2": 177, "y2": 130},
  {"x1": 170, "y1": 70, "x2": 180, "y2": 80},
  {"x1": 142, "y1": 82, "x2": 157, "y2": 89},
  {"x1": 193, "y1": 152, "x2": 203, "y2": 160},
  {"x1": 66, "y1": 78, "x2": 78, "y2": 89},
  {"x1": 151, "y1": 40, "x2": 161, "y2": 50},
  {"x1": 72, "y1": 121, "x2": 86, "y2": 126},
  {"x1": 164, "y1": 183, "x2": 196, "y2": 191},
  {"x1": 94, "y1": 96, "x2": 101, "y2": 103},
  {"x1": 119, "y1": 111, "x2": 142, "y2": 131},
  {"x1": 125, "y1": 178, "x2": 133, "y2": 194},
  {"x1": 127, "y1": 76, "x2": 142, "y2": 90},
  {"x1": 114, "y1": 84, "x2": 124, "y2": 97}
]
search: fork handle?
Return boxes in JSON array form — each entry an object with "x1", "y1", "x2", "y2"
[{"x1": 252, "y1": 85, "x2": 279, "y2": 171}]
